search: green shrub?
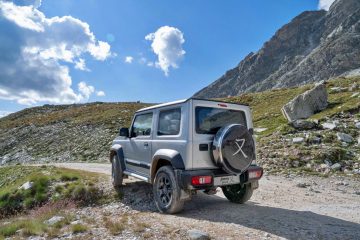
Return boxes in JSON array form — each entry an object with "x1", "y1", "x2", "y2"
[
  {"x1": 60, "y1": 174, "x2": 79, "y2": 182},
  {"x1": 71, "y1": 224, "x2": 88, "y2": 234}
]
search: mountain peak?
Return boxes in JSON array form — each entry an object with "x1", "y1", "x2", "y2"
[{"x1": 194, "y1": 0, "x2": 360, "y2": 99}]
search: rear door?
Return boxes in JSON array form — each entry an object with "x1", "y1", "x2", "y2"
[
  {"x1": 125, "y1": 112, "x2": 153, "y2": 176},
  {"x1": 191, "y1": 99, "x2": 252, "y2": 169}
]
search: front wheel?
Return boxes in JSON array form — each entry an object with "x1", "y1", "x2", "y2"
[
  {"x1": 111, "y1": 154, "x2": 123, "y2": 189},
  {"x1": 153, "y1": 166, "x2": 184, "y2": 214},
  {"x1": 222, "y1": 183, "x2": 253, "y2": 204}
]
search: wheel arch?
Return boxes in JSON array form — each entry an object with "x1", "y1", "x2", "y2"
[
  {"x1": 110, "y1": 144, "x2": 126, "y2": 170},
  {"x1": 150, "y1": 149, "x2": 185, "y2": 183}
]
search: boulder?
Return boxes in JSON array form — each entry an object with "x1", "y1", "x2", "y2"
[
  {"x1": 291, "y1": 120, "x2": 316, "y2": 129},
  {"x1": 187, "y1": 229, "x2": 210, "y2": 240},
  {"x1": 322, "y1": 122, "x2": 337, "y2": 130},
  {"x1": 336, "y1": 132, "x2": 353, "y2": 143},
  {"x1": 292, "y1": 137, "x2": 304, "y2": 144},
  {"x1": 281, "y1": 83, "x2": 328, "y2": 122},
  {"x1": 331, "y1": 163, "x2": 342, "y2": 171},
  {"x1": 19, "y1": 181, "x2": 33, "y2": 190},
  {"x1": 355, "y1": 122, "x2": 360, "y2": 129},
  {"x1": 44, "y1": 216, "x2": 65, "y2": 225}
]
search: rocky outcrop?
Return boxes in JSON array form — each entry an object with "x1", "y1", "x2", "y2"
[
  {"x1": 194, "y1": 0, "x2": 360, "y2": 98},
  {"x1": 281, "y1": 83, "x2": 328, "y2": 121}
]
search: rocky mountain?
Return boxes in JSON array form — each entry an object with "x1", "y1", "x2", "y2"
[{"x1": 194, "y1": 0, "x2": 360, "y2": 98}]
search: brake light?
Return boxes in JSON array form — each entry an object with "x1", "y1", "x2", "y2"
[
  {"x1": 218, "y1": 103, "x2": 227, "y2": 108},
  {"x1": 191, "y1": 176, "x2": 212, "y2": 185},
  {"x1": 248, "y1": 169, "x2": 263, "y2": 179}
]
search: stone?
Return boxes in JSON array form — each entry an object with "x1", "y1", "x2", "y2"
[
  {"x1": 322, "y1": 122, "x2": 337, "y2": 130},
  {"x1": 296, "y1": 182, "x2": 308, "y2": 188},
  {"x1": 355, "y1": 122, "x2": 360, "y2": 129},
  {"x1": 291, "y1": 120, "x2": 316, "y2": 129},
  {"x1": 336, "y1": 132, "x2": 353, "y2": 143},
  {"x1": 292, "y1": 137, "x2": 304, "y2": 144},
  {"x1": 19, "y1": 181, "x2": 33, "y2": 190},
  {"x1": 281, "y1": 83, "x2": 328, "y2": 122},
  {"x1": 331, "y1": 163, "x2": 342, "y2": 171},
  {"x1": 254, "y1": 127, "x2": 268, "y2": 133},
  {"x1": 351, "y1": 92, "x2": 359, "y2": 98},
  {"x1": 44, "y1": 216, "x2": 65, "y2": 226},
  {"x1": 187, "y1": 229, "x2": 210, "y2": 240}
]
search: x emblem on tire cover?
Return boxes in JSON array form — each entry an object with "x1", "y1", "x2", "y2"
[{"x1": 232, "y1": 139, "x2": 248, "y2": 158}]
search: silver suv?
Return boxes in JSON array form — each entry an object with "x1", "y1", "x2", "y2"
[{"x1": 110, "y1": 98, "x2": 263, "y2": 213}]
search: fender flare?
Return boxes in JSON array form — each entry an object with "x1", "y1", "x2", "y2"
[
  {"x1": 151, "y1": 149, "x2": 185, "y2": 182},
  {"x1": 110, "y1": 144, "x2": 126, "y2": 171}
]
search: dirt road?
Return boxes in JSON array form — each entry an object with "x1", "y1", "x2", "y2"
[{"x1": 54, "y1": 163, "x2": 360, "y2": 240}]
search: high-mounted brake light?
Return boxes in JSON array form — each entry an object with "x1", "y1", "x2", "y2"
[
  {"x1": 191, "y1": 176, "x2": 212, "y2": 185},
  {"x1": 218, "y1": 103, "x2": 228, "y2": 107}
]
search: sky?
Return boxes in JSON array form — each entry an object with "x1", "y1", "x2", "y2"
[{"x1": 0, "y1": 0, "x2": 336, "y2": 116}]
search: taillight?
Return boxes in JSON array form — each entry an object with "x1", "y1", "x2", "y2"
[
  {"x1": 248, "y1": 169, "x2": 263, "y2": 179},
  {"x1": 191, "y1": 176, "x2": 212, "y2": 185}
]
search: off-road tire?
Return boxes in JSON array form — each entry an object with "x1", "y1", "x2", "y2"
[
  {"x1": 222, "y1": 183, "x2": 253, "y2": 204},
  {"x1": 153, "y1": 166, "x2": 184, "y2": 214},
  {"x1": 111, "y1": 154, "x2": 123, "y2": 189}
]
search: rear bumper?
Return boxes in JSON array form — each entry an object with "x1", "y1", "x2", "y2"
[{"x1": 177, "y1": 165, "x2": 263, "y2": 190}]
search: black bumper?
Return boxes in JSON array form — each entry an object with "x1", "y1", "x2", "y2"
[{"x1": 177, "y1": 165, "x2": 263, "y2": 190}]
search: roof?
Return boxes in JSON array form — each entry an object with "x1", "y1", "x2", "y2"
[
  {"x1": 136, "y1": 98, "x2": 249, "y2": 113},
  {"x1": 136, "y1": 99, "x2": 188, "y2": 112}
]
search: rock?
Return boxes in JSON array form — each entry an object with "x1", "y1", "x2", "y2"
[
  {"x1": 355, "y1": 122, "x2": 360, "y2": 129},
  {"x1": 308, "y1": 136, "x2": 321, "y2": 144},
  {"x1": 281, "y1": 83, "x2": 328, "y2": 122},
  {"x1": 187, "y1": 229, "x2": 210, "y2": 240},
  {"x1": 291, "y1": 120, "x2": 316, "y2": 129},
  {"x1": 19, "y1": 181, "x2": 33, "y2": 190},
  {"x1": 322, "y1": 122, "x2": 337, "y2": 130},
  {"x1": 254, "y1": 128, "x2": 268, "y2": 133},
  {"x1": 296, "y1": 182, "x2": 309, "y2": 188},
  {"x1": 292, "y1": 137, "x2": 304, "y2": 144},
  {"x1": 331, "y1": 163, "x2": 342, "y2": 171},
  {"x1": 44, "y1": 216, "x2": 65, "y2": 225},
  {"x1": 336, "y1": 132, "x2": 353, "y2": 143},
  {"x1": 330, "y1": 87, "x2": 347, "y2": 92},
  {"x1": 351, "y1": 92, "x2": 359, "y2": 98}
]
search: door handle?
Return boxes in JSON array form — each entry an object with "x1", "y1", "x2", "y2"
[{"x1": 144, "y1": 142, "x2": 149, "y2": 147}]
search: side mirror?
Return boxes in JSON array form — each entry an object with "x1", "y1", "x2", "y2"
[{"x1": 119, "y1": 127, "x2": 129, "y2": 137}]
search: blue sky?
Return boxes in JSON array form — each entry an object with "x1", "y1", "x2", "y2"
[{"x1": 0, "y1": 0, "x2": 334, "y2": 116}]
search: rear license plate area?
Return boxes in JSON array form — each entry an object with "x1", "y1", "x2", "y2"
[{"x1": 214, "y1": 175, "x2": 240, "y2": 186}]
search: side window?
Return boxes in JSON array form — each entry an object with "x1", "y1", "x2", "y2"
[
  {"x1": 158, "y1": 108, "x2": 181, "y2": 136},
  {"x1": 131, "y1": 113, "x2": 153, "y2": 137}
]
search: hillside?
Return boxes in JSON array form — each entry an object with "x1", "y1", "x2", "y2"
[
  {"x1": 194, "y1": 0, "x2": 360, "y2": 98},
  {"x1": 0, "y1": 102, "x2": 150, "y2": 164},
  {"x1": 1, "y1": 77, "x2": 359, "y2": 177}
]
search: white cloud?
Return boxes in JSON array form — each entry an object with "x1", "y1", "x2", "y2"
[
  {"x1": 145, "y1": 26, "x2": 185, "y2": 76},
  {"x1": 318, "y1": 0, "x2": 336, "y2": 10},
  {"x1": 74, "y1": 58, "x2": 89, "y2": 71},
  {"x1": 78, "y1": 81, "x2": 94, "y2": 100},
  {"x1": 0, "y1": 1, "x2": 112, "y2": 105},
  {"x1": 0, "y1": 110, "x2": 12, "y2": 118},
  {"x1": 124, "y1": 56, "x2": 133, "y2": 63},
  {"x1": 96, "y1": 90, "x2": 105, "y2": 97}
]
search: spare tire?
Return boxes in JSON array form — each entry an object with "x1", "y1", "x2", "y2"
[{"x1": 212, "y1": 124, "x2": 255, "y2": 174}]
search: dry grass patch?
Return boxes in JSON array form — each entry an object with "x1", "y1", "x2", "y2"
[{"x1": 103, "y1": 214, "x2": 128, "y2": 235}]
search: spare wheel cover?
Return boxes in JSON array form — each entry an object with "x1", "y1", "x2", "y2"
[{"x1": 212, "y1": 124, "x2": 255, "y2": 174}]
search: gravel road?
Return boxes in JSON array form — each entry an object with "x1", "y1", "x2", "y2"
[{"x1": 54, "y1": 163, "x2": 360, "y2": 240}]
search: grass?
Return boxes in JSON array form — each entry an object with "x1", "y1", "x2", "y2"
[
  {"x1": 71, "y1": 224, "x2": 88, "y2": 234},
  {"x1": 0, "y1": 166, "x2": 105, "y2": 218},
  {"x1": 221, "y1": 76, "x2": 360, "y2": 136},
  {"x1": 0, "y1": 102, "x2": 150, "y2": 129},
  {"x1": 103, "y1": 215, "x2": 128, "y2": 235}
]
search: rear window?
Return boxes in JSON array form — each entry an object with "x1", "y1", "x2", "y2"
[
  {"x1": 158, "y1": 108, "x2": 181, "y2": 136},
  {"x1": 195, "y1": 106, "x2": 247, "y2": 134}
]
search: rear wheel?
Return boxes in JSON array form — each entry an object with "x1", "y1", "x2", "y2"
[
  {"x1": 222, "y1": 183, "x2": 253, "y2": 204},
  {"x1": 111, "y1": 154, "x2": 123, "y2": 189},
  {"x1": 153, "y1": 166, "x2": 184, "y2": 214}
]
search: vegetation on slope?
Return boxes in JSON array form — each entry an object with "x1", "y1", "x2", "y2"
[{"x1": 221, "y1": 76, "x2": 360, "y2": 135}]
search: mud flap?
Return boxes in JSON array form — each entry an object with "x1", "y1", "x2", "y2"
[{"x1": 251, "y1": 180, "x2": 259, "y2": 189}]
